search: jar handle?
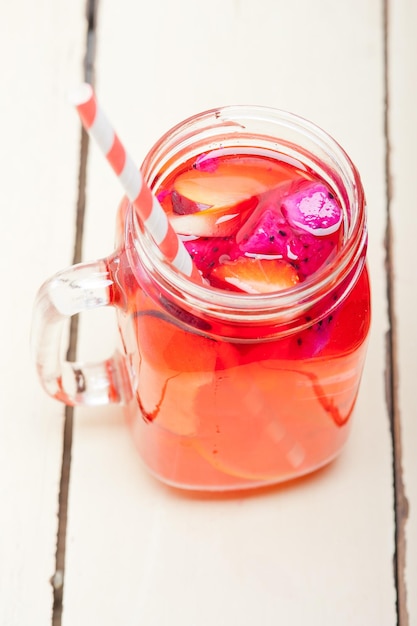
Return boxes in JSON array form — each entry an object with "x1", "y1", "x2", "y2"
[{"x1": 32, "y1": 258, "x2": 131, "y2": 406}]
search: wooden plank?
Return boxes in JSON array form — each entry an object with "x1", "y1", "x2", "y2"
[
  {"x1": 389, "y1": 0, "x2": 417, "y2": 622},
  {"x1": 0, "y1": 2, "x2": 86, "y2": 624},
  {"x1": 64, "y1": 0, "x2": 396, "y2": 623}
]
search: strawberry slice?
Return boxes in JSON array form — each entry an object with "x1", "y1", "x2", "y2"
[
  {"x1": 169, "y1": 157, "x2": 296, "y2": 237},
  {"x1": 210, "y1": 257, "x2": 299, "y2": 294}
]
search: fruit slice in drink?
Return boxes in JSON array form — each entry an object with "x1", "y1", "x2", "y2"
[
  {"x1": 168, "y1": 156, "x2": 297, "y2": 236},
  {"x1": 210, "y1": 257, "x2": 299, "y2": 293}
]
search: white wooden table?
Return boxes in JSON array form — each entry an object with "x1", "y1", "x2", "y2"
[{"x1": 1, "y1": 1, "x2": 415, "y2": 624}]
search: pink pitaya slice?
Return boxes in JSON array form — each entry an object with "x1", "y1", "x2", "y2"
[
  {"x1": 156, "y1": 189, "x2": 170, "y2": 203},
  {"x1": 288, "y1": 314, "x2": 335, "y2": 359},
  {"x1": 183, "y1": 236, "x2": 241, "y2": 276},
  {"x1": 282, "y1": 182, "x2": 342, "y2": 236},
  {"x1": 194, "y1": 152, "x2": 220, "y2": 173},
  {"x1": 286, "y1": 232, "x2": 339, "y2": 279},
  {"x1": 237, "y1": 207, "x2": 291, "y2": 257},
  {"x1": 237, "y1": 204, "x2": 338, "y2": 279}
]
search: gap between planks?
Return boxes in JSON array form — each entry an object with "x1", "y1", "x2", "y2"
[
  {"x1": 50, "y1": 1, "x2": 99, "y2": 624},
  {"x1": 383, "y1": 0, "x2": 409, "y2": 625}
]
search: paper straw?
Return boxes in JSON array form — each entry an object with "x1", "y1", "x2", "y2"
[{"x1": 71, "y1": 83, "x2": 201, "y2": 282}]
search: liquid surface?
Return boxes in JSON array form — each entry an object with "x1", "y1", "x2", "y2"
[{"x1": 158, "y1": 150, "x2": 344, "y2": 292}]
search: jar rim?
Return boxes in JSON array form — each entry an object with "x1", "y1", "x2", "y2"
[{"x1": 129, "y1": 105, "x2": 366, "y2": 322}]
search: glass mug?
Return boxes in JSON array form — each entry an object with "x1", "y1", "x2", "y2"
[{"x1": 32, "y1": 107, "x2": 371, "y2": 491}]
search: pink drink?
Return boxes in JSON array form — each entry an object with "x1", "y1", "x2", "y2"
[{"x1": 111, "y1": 118, "x2": 370, "y2": 490}]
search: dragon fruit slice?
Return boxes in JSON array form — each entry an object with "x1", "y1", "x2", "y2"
[
  {"x1": 289, "y1": 314, "x2": 335, "y2": 358},
  {"x1": 194, "y1": 152, "x2": 220, "y2": 173},
  {"x1": 237, "y1": 206, "x2": 290, "y2": 257},
  {"x1": 237, "y1": 203, "x2": 339, "y2": 279},
  {"x1": 183, "y1": 236, "x2": 241, "y2": 277},
  {"x1": 287, "y1": 232, "x2": 339, "y2": 279},
  {"x1": 282, "y1": 182, "x2": 342, "y2": 236},
  {"x1": 236, "y1": 183, "x2": 295, "y2": 256}
]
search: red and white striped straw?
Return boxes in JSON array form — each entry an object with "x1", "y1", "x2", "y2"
[{"x1": 71, "y1": 83, "x2": 201, "y2": 282}]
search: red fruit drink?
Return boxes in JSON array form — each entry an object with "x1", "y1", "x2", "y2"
[{"x1": 112, "y1": 107, "x2": 370, "y2": 490}]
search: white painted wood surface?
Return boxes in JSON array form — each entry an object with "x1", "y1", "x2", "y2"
[
  {"x1": 390, "y1": 0, "x2": 417, "y2": 622},
  {"x1": 65, "y1": 1, "x2": 397, "y2": 625},
  {"x1": 0, "y1": 2, "x2": 86, "y2": 625},
  {"x1": 3, "y1": 0, "x2": 416, "y2": 624}
]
